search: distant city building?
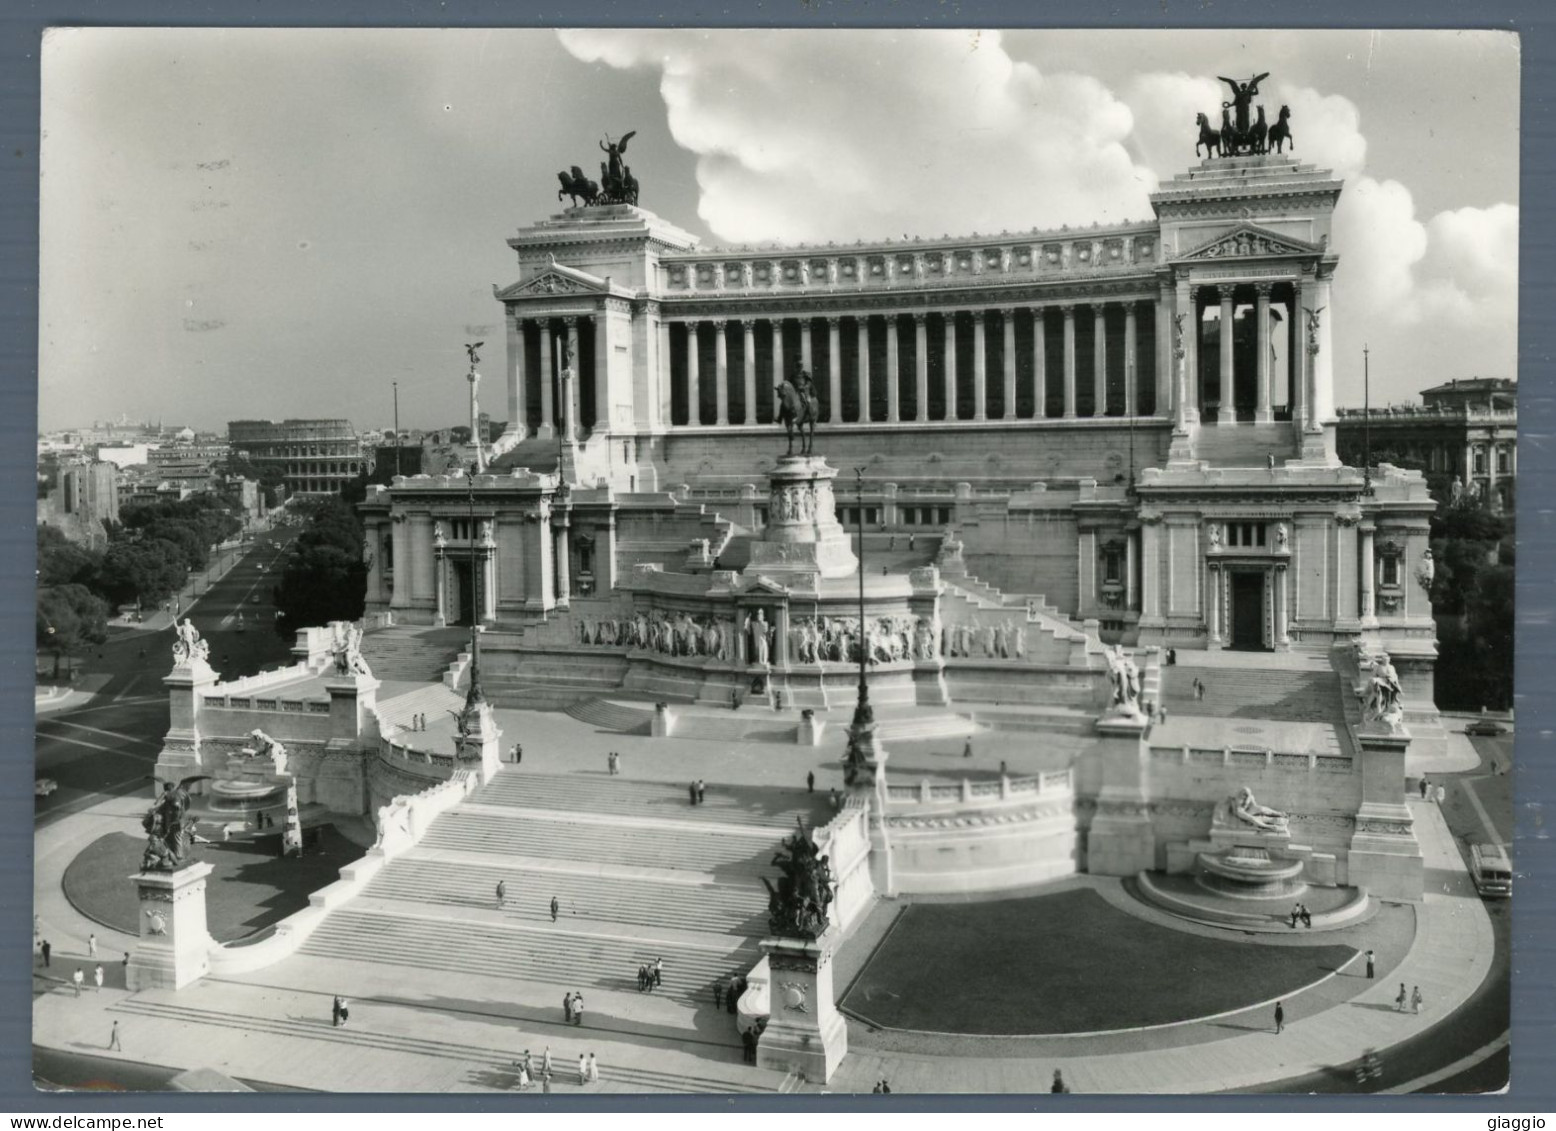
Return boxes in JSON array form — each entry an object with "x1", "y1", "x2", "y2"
[
  {"x1": 1336, "y1": 378, "x2": 1516, "y2": 511},
  {"x1": 373, "y1": 443, "x2": 425, "y2": 479},
  {"x1": 93, "y1": 442, "x2": 156, "y2": 469},
  {"x1": 37, "y1": 458, "x2": 120, "y2": 548},
  {"x1": 227, "y1": 418, "x2": 364, "y2": 497}
]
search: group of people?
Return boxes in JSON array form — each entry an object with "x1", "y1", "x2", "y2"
[
  {"x1": 1287, "y1": 902, "x2": 1314, "y2": 929},
  {"x1": 606, "y1": 751, "x2": 622, "y2": 775},
  {"x1": 687, "y1": 779, "x2": 707, "y2": 806},
  {"x1": 1395, "y1": 983, "x2": 1425, "y2": 1014},
  {"x1": 406, "y1": 713, "x2": 429, "y2": 732},
  {"x1": 636, "y1": 957, "x2": 665, "y2": 992},
  {"x1": 561, "y1": 990, "x2": 586, "y2": 1026},
  {"x1": 1418, "y1": 777, "x2": 1447, "y2": 804},
  {"x1": 714, "y1": 974, "x2": 748, "y2": 1015},
  {"x1": 512, "y1": 1047, "x2": 597, "y2": 1091}
]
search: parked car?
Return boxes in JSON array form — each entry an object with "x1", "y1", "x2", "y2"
[
  {"x1": 34, "y1": 778, "x2": 58, "y2": 797},
  {"x1": 1466, "y1": 719, "x2": 1508, "y2": 737}
]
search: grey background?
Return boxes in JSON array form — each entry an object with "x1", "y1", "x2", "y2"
[{"x1": 2, "y1": 0, "x2": 1549, "y2": 1113}]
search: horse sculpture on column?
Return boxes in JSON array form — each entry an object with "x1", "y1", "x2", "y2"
[{"x1": 775, "y1": 366, "x2": 820, "y2": 457}]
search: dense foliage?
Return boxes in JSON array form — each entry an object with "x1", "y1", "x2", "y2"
[
  {"x1": 36, "y1": 582, "x2": 109, "y2": 677},
  {"x1": 272, "y1": 497, "x2": 367, "y2": 637}
]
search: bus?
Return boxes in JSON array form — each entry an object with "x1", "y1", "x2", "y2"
[{"x1": 1470, "y1": 843, "x2": 1512, "y2": 898}]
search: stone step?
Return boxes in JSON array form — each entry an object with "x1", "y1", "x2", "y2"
[
  {"x1": 1162, "y1": 666, "x2": 1344, "y2": 725},
  {"x1": 421, "y1": 810, "x2": 778, "y2": 879},
  {"x1": 474, "y1": 770, "x2": 829, "y2": 831},
  {"x1": 565, "y1": 698, "x2": 654, "y2": 733},
  {"x1": 301, "y1": 908, "x2": 757, "y2": 1002}
]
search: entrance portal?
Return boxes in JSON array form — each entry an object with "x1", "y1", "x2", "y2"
[
  {"x1": 1228, "y1": 571, "x2": 1267, "y2": 651},
  {"x1": 453, "y1": 560, "x2": 475, "y2": 626}
]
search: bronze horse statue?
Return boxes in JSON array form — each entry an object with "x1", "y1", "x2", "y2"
[
  {"x1": 1266, "y1": 105, "x2": 1294, "y2": 154},
  {"x1": 775, "y1": 368, "x2": 819, "y2": 457},
  {"x1": 557, "y1": 166, "x2": 599, "y2": 208},
  {"x1": 1195, "y1": 113, "x2": 1221, "y2": 158}
]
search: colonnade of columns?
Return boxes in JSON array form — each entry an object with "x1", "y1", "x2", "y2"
[
  {"x1": 662, "y1": 299, "x2": 1162, "y2": 427},
  {"x1": 1177, "y1": 277, "x2": 1327, "y2": 425}
]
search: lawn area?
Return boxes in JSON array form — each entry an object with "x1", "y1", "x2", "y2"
[
  {"x1": 840, "y1": 888, "x2": 1355, "y2": 1035},
  {"x1": 63, "y1": 828, "x2": 364, "y2": 943}
]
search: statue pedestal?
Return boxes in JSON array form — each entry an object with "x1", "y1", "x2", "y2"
[
  {"x1": 1348, "y1": 726, "x2": 1422, "y2": 901},
  {"x1": 756, "y1": 930, "x2": 848, "y2": 1085},
  {"x1": 455, "y1": 698, "x2": 503, "y2": 785},
  {"x1": 1086, "y1": 713, "x2": 1155, "y2": 876},
  {"x1": 126, "y1": 862, "x2": 214, "y2": 991},
  {"x1": 158, "y1": 658, "x2": 219, "y2": 780},
  {"x1": 747, "y1": 457, "x2": 857, "y2": 580}
]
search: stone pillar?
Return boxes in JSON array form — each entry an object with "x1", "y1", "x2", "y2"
[
  {"x1": 1274, "y1": 563, "x2": 1290, "y2": 649},
  {"x1": 857, "y1": 316, "x2": 872, "y2": 423},
  {"x1": 800, "y1": 317, "x2": 814, "y2": 380},
  {"x1": 1348, "y1": 726, "x2": 1423, "y2": 901},
  {"x1": 1086, "y1": 714, "x2": 1154, "y2": 875},
  {"x1": 1206, "y1": 562, "x2": 1221, "y2": 647},
  {"x1": 1311, "y1": 274, "x2": 1336, "y2": 427},
  {"x1": 1061, "y1": 304, "x2": 1077, "y2": 419},
  {"x1": 1176, "y1": 282, "x2": 1199, "y2": 424},
  {"x1": 743, "y1": 321, "x2": 758, "y2": 426},
  {"x1": 1254, "y1": 283, "x2": 1274, "y2": 424},
  {"x1": 1139, "y1": 516, "x2": 1162, "y2": 628},
  {"x1": 914, "y1": 313, "x2": 930, "y2": 422},
  {"x1": 1001, "y1": 308, "x2": 1017, "y2": 421},
  {"x1": 1488, "y1": 441, "x2": 1500, "y2": 510},
  {"x1": 756, "y1": 930, "x2": 848, "y2": 1083},
  {"x1": 656, "y1": 317, "x2": 672, "y2": 429},
  {"x1": 390, "y1": 517, "x2": 411, "y2": 610},
  {"x1": 433, "y1": 537, "x2": 448, "y2": 627},
  {"x1": 972, "y1": 311, "x2": 989, "y2": 422},
  {"x1": 592, "y1": 312, "x2": 610, "y2": 433},
  {"x1": 1092, "y1": 303, "x2": 1107, "y2": 417},
  {"x1": 941, "y1": 313, "x2": 956, "y2": 421},
  {"x1": 826, "y1": 316, "x2": 842, "y2": 423},
  {"x1": 523, "y1": 503, "x2": 555, "y2": 613},
  {"x1": 713, "y1": 319, "x2": 730, "y2": 426},
  {"x1": 554, "y1": 513, "x2": 572, "y2": 608},
  {"x1": 1156, "y1": 283, "x2": 1173, "y2": 418},
  {"x1": 1033, "y1": 306, "x2": 1047, "y2": 418},
  {"x1": 561, "y1": 317, "x2": 581, "y2": 444},
  {"x1": 1124, "y1": 303, "x2": 1138, "y2": 417},
  {"x1": 1290, "y1": 279, "x2": 1306, "y2": 430},
  {"x1": 685, "y1": 320, "x2": 701, "y2": 425},
  {"x1": 1125, "y1": 528, "x2": 1138, "y2": 611},
  {"x1": 772, "y1": 318, "x2": 786, "y2": 419},
  {"x1": 126, "y1": 862, "x2": 215, "y2": 991},
  {"x1": 506, "y1": 315, "x2": 526, "y2": 441},
  {"x1": 886, "y1": 316, "x2": 901, "y2": 423},
  {"x1": 1217, "y1": 285, "x2": 1235, "y2": 424},
  {"x1": 537, "y1": 320, "x2": 555, "y2": 439},
  {"x1": 1360, "y1": 523, "x2": 1378, "y2": 627}
]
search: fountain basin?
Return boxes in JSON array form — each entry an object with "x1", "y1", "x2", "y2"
[{"x1": 1196, "y1": 844, "x2": 1308, "y2": 899}]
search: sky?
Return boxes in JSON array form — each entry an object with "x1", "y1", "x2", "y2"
[{"x1": 37, "y1": 27, "x2": 1520, "y2": 433}]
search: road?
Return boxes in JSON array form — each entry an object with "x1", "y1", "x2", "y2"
[{"x1": 35, "y1": 531, "x2": 299, "y2": 824}]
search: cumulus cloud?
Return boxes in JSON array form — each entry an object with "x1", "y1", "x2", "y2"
[{"x1": 558, "y1": 28, "x2": 1152, "y2": 244}]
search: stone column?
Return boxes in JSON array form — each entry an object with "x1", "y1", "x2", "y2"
[
  {"x1": 800, "y1": 316, "x2": 814, "y2": 379},
  {"x1": 537, "y1": 320, "x2": 555, "y2": 438},
  {"x1": 563, "y1": 317, "x2": 582, "y2": 442},
  {"x1": 592, "y1": 312, "x2": 610, "y2": 433},
  {"x1": 656, "y1": 317, "x2": 672, "y2": 429},
  {"x1": 506, "y1": 315, "x2": 526, "y2": 441},
  {"x1": 1033, "y1": 307, "x2": 1047, "y2": 418},
  {"x1": 390, "y1": 517, "x2": 411, "y2": 609},
  {"x1": 1311, "y1": 273, "x2": 1336, "y2": 427},
  {"x1": 1125, "y1": 528, "x2": 1138, "y2": 611},
  {"x1": 1488, "y1": 441, "x2": 1500, "y2": 510},
  {"x1": 1274, "y1": 564, "x2": 1290, "y2": 649},
  {"x1": 1092, "y1": 303, "x2": 1107, "y2": 417},
  {"x1": 914, "y1": 313, "x2": 930, "y2": 422},
  {"x1": 713, "y1": 319, "x2": 730, "y2": 426},
  {"x1": 480, "y1": 524, "x2": 498, "y2": 624},
  {"x1": 1124, "y1": 303, "x2": 1138, "y2": 417},
  {"x1": 972, "y1": 311, "x2": 989, "y2": 422},
  {"x1": 1139, "y1": 516, "x2": 1162, "y2": 626},
  {"x1": 857, "y1": 316, "x2": 872, "y2": 423},
  {"x1": 1175, "y1": 281, "x2": 1199, "y2": 423},
  {"x1": 433, "y1": 538, "x2": 448, "y2": 627},
  {"x1": 1001, "y1": 308, "x2": 1017, "y2": 421},
  {"x1": 1061, "y1": 304, "x2": 1077, "y2": 419},
  {"x1": 772, "y1": 318, "x2": 786, "y2": 418},
  {"x1": 1290, "y1": 279, "x2": 1306, "y2": 429},
  {"x1": 941, "y1": 313, "x2": 956, "y2": 421},
  {"x1": 1206, "y1": 562, "x2": 1221, "y2": 647},
  {"x1": 886, "y1": 316, "x2": 901, "y2": 423},
  {"x1": 1156, "y1": 283, "x2": 1173, "y2": 418},
  {"x1": 1217, "y1": 285, "x2": 1235, "y2": 424},
  {"x1": 554, "y1": 513, "x2": 572, "y2": 608},
  {"x1": 1360, "y1": 523, "x2": 1377, "y2": 627},
  {"x1": 743, "y1": 320, "x2": 758, "y2": 425},
  {"x1": 685, "y1": 320, "x2": 701, "y2": 425},
  {"x1": 1255, "y1": 283, "x2": 1274, "y2": 424},
  {"x1": 827, "y1": 316, "x2": 842, "y2": 423}
]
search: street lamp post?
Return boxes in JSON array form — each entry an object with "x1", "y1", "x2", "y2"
[{"x1": 843, "y1": 467, "x2": 873, "y2": 784}]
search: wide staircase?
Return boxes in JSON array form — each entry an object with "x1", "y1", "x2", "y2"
[
  {"x1": 1192, "y1": 422, "x2": 1299, "y2": 467},
  {"x1": 359, "y1": 626, "x2": 469, "y2": 683},
  {"x1": 298, "y1": 769, "x2": 831, "y2": 1089},
  {"x1": 1161, "y1": 662, "x2": 1348, "y2": 728}
]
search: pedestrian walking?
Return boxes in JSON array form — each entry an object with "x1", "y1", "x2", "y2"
[
  {"x1": 542, "y1": 1073, "x2": 552, "y2": 1094},
  {"x1": 1159, "y1": 704, "x2": 1169, "y2": 724},
  {"x1": 513, "y1": 742, "x2": 523, "y2": 765},
  {"x1": 1289, "y1": 903, "x2": 1301, "y2": 929},
  {"x1": 496, "y1": 879, "x2": 507, "y2": 908},
  {"x1": 1274, "y1": 1000, "x2": 1284, "y2": 1034},
  {"x1": 688, "y1": 781, "x2": 698, "y2": 806},
  {"x1": 1395, "y1": 983, "x2": 1408, "y2": 1012},
  {"x1": 563, "y1": 992, "x2": 574, "y2": 1023},
  {"x1": 542, "y1": 1047, "x2": 553, "y2": 1077},
  {"x1": 550, "y1": 895, "x2": 560, "y2": 922},
  {"x1": 1420, "y1": 777, "x2": 1429, "y2": 800},
  {"x1": 908, "y1": 533, "x2": 916, "y2": 551},
  {"x1": 696, "y1": 779, "x2": 706, "y2": 805},
  {"x1": 332, "y1": 995, "x2": 342, "y2": 1027},
  {"x1": 999, "y1": 760, "x2": 1007, "y2": 777},
  {"x1": 963, "y1": 738, "x2": 973, "y2": 759},
  {"x1": 41, "y1": 940, "x2": 51, "y2": 968},
  {"x1": 122, "y1": 951, "x2": 129, "y2": 970},
  {"x1": 514, "y1": 1058, "x2": 531, "y2": 1090},
  {"x1": 72, "y1": 967, "x2": 84, "y2": 997},
  {"x1": 872, "y1": 1081, "x2": 883, "y2": 1094},
  {"x1": 573, "y1": 991, "x2": 585, "y2": 1026},
  {"x1": 1051, "y1": 1069, "x2": 1069, "y2": 1093},
  {"x1": 88, "y1": 933, "x2": 97, "y2": 958},
  {"x1": 806, "y1": 771, "x2": 815, "y2": 793},
  {"x1": 338, "y1": 997, "x2": 349, "y2": 1026},
  {"x1": 587, "y1": 1053, "x2": 599, "y2": 1083},
  {"x1": 578, "y1": 1054, "x2": 587, "y2": 1085},
  {"x1": 714, "y1": 981, "x2": 724, "y2": 1010},
  {"x1": 742, "y1": 1030, "x2": 756, "y2": 1064},
  {"x1": 1365, "y1": 949, "x2": 1375, "y2": 979},
  {"x1": 653, "y1": 957, "x2": 664, "y2": 988},
  {"x1": 727, "y1": 977, "x2": 740, "y2": 1013},
  {"x1": 1411, "y1": 985, "x2": 1423, "y2": 1014},
  {"x1": 108, "y1": 1021, "x2": 121, "y2": 1051},
  {"x1": 637, "y1": 964, "x2": 648, "y2": 992},
  {"x1": 93, "y1": 964, "x2": 104, "y2": 992},
  {"x1": 1299, "y1": 903, "x2": 1312, "y2": 929},
  {"x1": 880, "y1": 1080, "x2": 891, "y2": 1093},
  {"x1": 1436, "y1": 784, "x2": 1446, "y2": 804}
]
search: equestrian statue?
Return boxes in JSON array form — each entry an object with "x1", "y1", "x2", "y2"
[
  {"x1": 1192, "y1": 71, "x2": 1290, "y2": 159},
  {"x1": 775, "y1": 364, "x2": 820, "y2": 457}
]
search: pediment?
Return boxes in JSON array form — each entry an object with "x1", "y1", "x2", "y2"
[
  {"x1": 740, "y1": 574, "x2": 791, "y2": 596},
  {"x1": 1175, "y1": 224, "x2": 1321, "y2": 263},
  {"x1": 495, "y1": 257, "x2": 608, "y2": 300}
]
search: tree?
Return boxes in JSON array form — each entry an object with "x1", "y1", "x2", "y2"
[
  {"x1": 98, "y1": 539, "x2": 188, "y2": 608},
  {"x1": 273, "y1": 496, "x2": 366, "y2": 636},
  {"x1": 37, "y1": 583, "x2": 109, "y2": 678},
  {"x1": 1425, "y1": 490, "x2": 1514, "y2": 710},
  {"x1": 37, "y1": 525, "x2": 102, "y2": 588}
]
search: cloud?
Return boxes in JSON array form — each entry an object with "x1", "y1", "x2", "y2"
[{"x1": 558, "y1": 29, "x2": 1152, "y2": 244}]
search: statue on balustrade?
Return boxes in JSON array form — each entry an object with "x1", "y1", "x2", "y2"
[
  {"x1": 1105, "y1": 644, "x2": 1142, "y2": 718},
  {"x1": 1364, "y1": 651, "x2": 1405, "y2": 731},
  {"x1": 775, "y1": 365, "x2": 820, "y2": 457},
  {"x1": 762, "y1": 818, "x2": 835, "y2": 940},
  {"x1": 172, "y1": 618, "x2": 209, "y2": 667}
]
